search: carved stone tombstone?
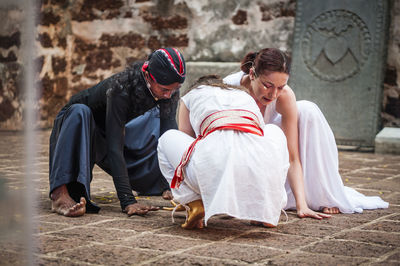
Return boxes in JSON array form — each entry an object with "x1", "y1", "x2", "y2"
[{"x1": 289, "y1": 0, "x2": 390, "y2": 148}]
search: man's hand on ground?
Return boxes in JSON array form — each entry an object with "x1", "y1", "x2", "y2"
[{"x1": 124, "y1": 203, "x2": 159, "y2": 216}]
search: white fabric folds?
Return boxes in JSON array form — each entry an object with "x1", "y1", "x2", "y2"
[
  {"x1": 158, "y1": 85, "x2": 290, "y2": 226},
  {"x1": 223, "y1": 71, "x2": 389, "y2": 213}
]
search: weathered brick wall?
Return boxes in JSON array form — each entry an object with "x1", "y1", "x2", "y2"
[
  {"x1": 0, "y1": 0, "x2": 398, "y2": 130},
  {"x1": 0, "y1": 0, "x2": 297, "y2": 129},
  {"x1": 35, "y1": 0, "x2": 192, "y2": 128},
  {"x1": 0, "y1": 6, "x2": 24, "y2": 130}
]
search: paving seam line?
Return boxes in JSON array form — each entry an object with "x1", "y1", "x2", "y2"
[
  {"x1": 33, "y1": 218, "x2": 69, "y2": 222},
  {"x1": 35, "y1": 218, "x2": 120, "y2": 236},
  {"x1": 102, "y1": 230, "x2": 165, "y2": 244},
  {"x1": 3, "y1": 248, "x2": 103, "y2": 266},
  {"x1": 368, "y1": 247, "x2": 400, "y2": 264},
  {"x1": 255, "y1": 250, "x2": 375, "y2": 265},
  {"x1": 259, "y1": 212, "x2": 396, "y2": 260},
  {"x1": 311, "y1": 212, "x2": 400, "y2": 264},
  {"x1": 344, "y1": 228, "x2": 400, "y2": 235},
  {"x1": 44, "y1": 241, "x2": 110, "y2": 256},
  {"x1": 354, "y1": 187, "x2": 394, "y2": 193},
  {"x1": 36, "y1": 252, "x2": 105, "y2": 266},
  {"x1": 135, "y1": 227, "x2": 257, "y2": 265},
  {"x1": 385, "y1": 174, "x2": 400, "y2": 179},
  {"x1": 223, "y1": 240, "x2": 295, "y2": 252},
  {"x1": 325, "y1": 237, "x2": 395, "y2": 248},
  {"x1": 135, "y1": 241, "x2": 216, "y2": 265},
  {"x1": 347, "y1": 212, "x2": 400, "y2": 230}
]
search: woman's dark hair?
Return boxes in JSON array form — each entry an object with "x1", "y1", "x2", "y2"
[
  {"x1": 240, "y1": 48, "x2": 291, "y2": 76},
  {"x1": 184, "y1": 75, "x2": 249, "y2": 96}
]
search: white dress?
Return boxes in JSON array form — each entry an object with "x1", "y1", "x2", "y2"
[
  {"x1": 223, "y1": 71, "x2": 389, "y2": 213},
  {"x1": 157, "y1": 85, "x2": 290, "y2": 226}
]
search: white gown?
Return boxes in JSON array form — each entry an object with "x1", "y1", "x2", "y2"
[
  {"x1": 157, "y1": 85, "x2": 290, "y2": 226},
  {"x1": 223, "y1": 71, "x2": 389, "y2": 213}
]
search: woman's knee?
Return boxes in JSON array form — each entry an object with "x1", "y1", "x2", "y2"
[
  {"x1": 158, "y1": 129, "x2": 196, "y2": 167},
  {"x1": 158, "y1": 129, "x2": 180, "y2": 145},
  {"x1": 157, "y1": 129, "x2": 180, "y2": 154}
]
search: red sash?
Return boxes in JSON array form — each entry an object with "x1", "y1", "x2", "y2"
[{"x1": 171, "y1": 109, "x2": 263, "y2": 188}]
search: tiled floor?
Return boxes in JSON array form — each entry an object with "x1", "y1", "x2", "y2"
[{"x1": 0, "y1": 130, "x2": 399, "y2": 265}]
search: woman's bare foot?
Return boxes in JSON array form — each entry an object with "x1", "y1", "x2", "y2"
[
  {"x1": 162, "y1": 190, "x2": 173, "y2": 200},
  {"x1": 297, "y1": 207, "x2": 331, "y2": 219},
  {"x1": 51, "y1": 185, "x2": 86, "y2": 217},
  {"x1": 322, "y1": 207, "x2": 340, "y2": 214},
  {"x1": 250, "y1": 220, "x2": 276, "y2": 228}
]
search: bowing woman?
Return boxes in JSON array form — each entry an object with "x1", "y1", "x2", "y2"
[
  {"x1": 49, "y1": 48, "x2": 186, "y2": 217},
  {"x1": 158, "y1": 76, "x2": 290, "y2": 229},
  {"x1": 223, "y1": 48, "x2": 388, "y2": 219}
]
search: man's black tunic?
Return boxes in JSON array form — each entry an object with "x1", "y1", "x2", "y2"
[{"x1": 63, "y1": 61, "x2": 178, "y2": 209}]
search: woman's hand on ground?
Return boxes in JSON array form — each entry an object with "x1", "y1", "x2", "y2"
[
  {"x1": 297, "y1": 207, "x2": 331, "y2": 220},
  {"x1": 124, "y1": 203, "x2": 159, "y2": 216}
]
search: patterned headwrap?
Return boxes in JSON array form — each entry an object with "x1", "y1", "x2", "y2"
[{"x1": 142, "y1": 48, "x2": 186, "y2": 85}]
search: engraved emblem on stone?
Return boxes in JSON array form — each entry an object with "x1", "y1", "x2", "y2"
[{"x1": 301, "y1": 10, "x2": 371, "y2": 82}]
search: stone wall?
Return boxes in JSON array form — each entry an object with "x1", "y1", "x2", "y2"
[
  {"x1": 384, "y1": 0, "x2": 400, "y2": 127},
  {"x1": 0, "y1": 0, "x2": 398, "y2": 130},
  {"x1": 0, "y1": 5, "x2": 24, "y2": 130}
]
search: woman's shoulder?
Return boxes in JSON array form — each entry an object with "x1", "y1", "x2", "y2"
[
  {"x1": 183, "y1": 85, "x2": 214, "y2": 99},
  {"x1": 182, "y1": 85, "x2": 232, "y2": 104},
  {"x1": 281, "y1": 85, "x2": 295, "y2": 99},
  {"x1": 223, "y1": 71, "x2": 245, "y2": 86},
  {"x1": 276, "y1": 85, "x2": 296, "y2": 114}
]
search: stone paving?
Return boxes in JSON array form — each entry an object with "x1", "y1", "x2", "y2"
[{"x1": 0, "y1": 130, "x2": 399, "y2": 265}]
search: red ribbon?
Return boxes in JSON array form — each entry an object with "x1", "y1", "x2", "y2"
[{"x1": 171, "y1": 109, "x2": 263, "y2": 188}]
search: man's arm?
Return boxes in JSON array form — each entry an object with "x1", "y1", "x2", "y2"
[
  {"x1": 105, "y1": 88, "x2": 137, "y2": 210},
  {"x1": 159, "y1": 90, "x2": 179, "y2": 135},
  {"x1": 105, "y1": 88, "x2": 159, "y2": 215}
]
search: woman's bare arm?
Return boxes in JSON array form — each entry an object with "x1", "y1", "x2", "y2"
[
  {"x1": 277, "y1": 86, "x2": 330, "y2": 219},
  {"x1": 178, "y1": 100, "x2": 196, "y2": 138}
]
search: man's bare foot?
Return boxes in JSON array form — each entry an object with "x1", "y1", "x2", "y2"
[
  {"x1": 322, "y1": 207, "x2": 340, "y2": 214},
  {"x1": 51, "y1": 185, "x2": 86, "y2": 217},
  {"x1": 250, "y1": 220, "x2": 276, "y2": 228},
  {"x1": 162, "y1": 190, "x2": 173, "y2": 200}
]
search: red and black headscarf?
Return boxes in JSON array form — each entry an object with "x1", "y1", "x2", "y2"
[{"x1": 142, "y1": 48, "x2": 186, "y2": 85}]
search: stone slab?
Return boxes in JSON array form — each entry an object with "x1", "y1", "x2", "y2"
[
  {"x1": 334, "y1": 230, "x2": 400, "y2": 247},
  {"x1": 375, "y1": 127, "x2": 400, "y2": 154},
  {"x1": 186, "y1": 242, "x2": 283, "y2": 263},
  {"x1": 302, "y1": 239, "x2": 394, "y2": 257},
  {"x1": 290, "y1": 0, "x2": 390, "y2": 148},
  {"x1": 266, "y1": 252, "x2": 370, "y2": 265},
  {"x1": 57, "y1": 244, "x2": 164, "y2": 266},
  {"x1": 228, "y1": 231, "x2": 317, "y2": 250},
  {"x1": 117, "y1": 233, "x2": 211, "y2": 252},
  {"x1": 267, "y1": 220, "x2": 340, "y2": 238},
  {"x1": 149, "y1": 254, "x2": 244, "y2": 266},
  {"x1": 361, "y1": 220, "x2": 400, "y2": 233}
]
